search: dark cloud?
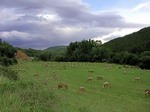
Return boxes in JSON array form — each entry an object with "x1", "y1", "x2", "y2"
[{"x1": 0, "y1": 0, "x2": 145, "y2": 49}]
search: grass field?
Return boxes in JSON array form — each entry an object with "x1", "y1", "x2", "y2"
[{"x1": 0, "y1": 61, "x2": 150, "y2": 112}]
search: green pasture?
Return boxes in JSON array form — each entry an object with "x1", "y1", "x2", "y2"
[{"x1": 0, "y1": 61, "x2": 150, "y2": 112}]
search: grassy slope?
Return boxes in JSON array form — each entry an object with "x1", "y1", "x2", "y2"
[
  {"x1": 44, "y1": 46, "x2": 67, "y2": 55},
  {"x1": 1, "y1": 61, "x2": 150, "y2": 112}
]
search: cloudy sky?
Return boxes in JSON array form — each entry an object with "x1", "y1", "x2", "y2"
[{"x1": 0, "y1": 0, "x2": 150, "y2": 49}]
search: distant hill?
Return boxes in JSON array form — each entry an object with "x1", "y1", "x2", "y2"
[
  {"x1": 44, "y1": 46, "x2": 67, "y2": 56},
  {"x1": 102, "y1": 27, "x2": 150, "y2": 53}
]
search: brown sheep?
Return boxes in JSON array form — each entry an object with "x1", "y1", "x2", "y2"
[
  {"x1": 97, "y1": 76, "x2": 103, "y2": 80},
  {"x1": 103, "y1": 82, "x2": 109, "y2": 88},
  {"x1": 57, "y1": 83, "x2": 68, "y2": 89},
  {"x1": 79, "y1": 86, "x2": 85, "y2": 92},
  {"x1": 87, "y1": 77, "x2": 93, "y2": 82},
  {"x1": 145, "y1": 89, "x2": 150, "y2": 96},
  {"x1": 133, "y1": 77, "x2": 140, "y2": 82}
]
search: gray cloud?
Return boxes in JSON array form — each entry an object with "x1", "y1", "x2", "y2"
[{"x1": 0, "y1": 0, "x2": 145, "y2": 49}]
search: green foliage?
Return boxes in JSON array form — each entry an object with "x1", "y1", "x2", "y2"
[
  {"x1": 38, "y1": 52, "x2": 52, "y2": 61},
  {"x1": 0, "y1": 57, "x2": 12, "y2": 66},
  {"x1": 102, "y1": 27, "x2": 150, "y2": 54},
  {"x1": 139, "y1": 56, "x2": 150, "y2": 69},
  {"x1": 66, "y1": 39, "x2": 102, "y2": 62},
  {"x1": 65, "y1": 36, "x2": 150, "y2": 69},
  {"x1": 0, "y1": 39, "x2": 17, "y2": 66},
  {"x1": 91, "y1": 47, "x2": 110, "y2": 62},
  {"x1": 0, "y1": 41, "x2": 16, "y2": 58},
  {"x1": 141, "y1": 51, "x2": 150, "y2": 57},
  {"x1": 54, "y1": 55, "x2": 66, "y2": 62},
  {"x1": 110, "y1": 52, "x2": 139, "y2": 66},
  {"x1": 0, "y1": 66, "x2": 19, "y2": 80},
  {"x1": 44, "y1": 46, "x2": 67, "y2": 60}
]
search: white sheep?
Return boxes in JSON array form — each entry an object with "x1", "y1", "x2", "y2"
[
  {"x1": 133, "y1": 77, "x2": 140, "y2": 82},
  {"x1": 103, "y1": 82, "x2": 109, "y2": 88},
  {"x1": 79, "y1": 86, "x2": 85, "y2": 92},
  {"x1": 87, "y1": 77, "x2": 93, "y2": 82}
]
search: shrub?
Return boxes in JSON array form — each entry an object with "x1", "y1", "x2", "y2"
[
  {"x1": 139, "y1": 56, "x2": 150, "y2": 69},
  {"x1": 0, "y1": 66, "x2": 19, "y2": 80}
]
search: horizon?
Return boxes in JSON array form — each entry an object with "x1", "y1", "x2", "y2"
[{"x1": 0, "y1": 0, "x2": 150, "y2": 50}]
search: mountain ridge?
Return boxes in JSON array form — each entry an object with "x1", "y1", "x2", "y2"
[{"x1": 102, "y1": 26, "x2": 150, "y2": 53}]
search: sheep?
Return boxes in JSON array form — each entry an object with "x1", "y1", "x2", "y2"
[
  {"x1": 103, "y1": 82, "x2": 109, "y2": 88},
  {"x1": 87, "y1": 77, "x2": 93, "y2": 82},
  {"x1": 145, "y1": 89, "x2": 150, "y2": 96},
  {"x1": 133, "y1": 77, "x2": 140, "y2": 82},
  {"x1": 33, "y1": 73, "x2": 39, "y2": 77},
  {"x1": 79, "y1": 86, "x2": 85, "y2": 92},
  {"x1": 97, "y1": 76, "x2": 103, "y2": 80},
  {"x1": 57, "y1": 83, "x2": 68, "y2": 89}
]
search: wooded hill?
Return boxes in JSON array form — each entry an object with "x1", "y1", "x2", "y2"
[
  {"x1": 102, "y1": 27, "x2": 150, "y2": 54},
  {"x1": 44, "y1": 46, "x2": 67, "y2": 56}
]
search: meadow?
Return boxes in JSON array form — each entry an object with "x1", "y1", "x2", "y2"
[{"x1": 0, "y1": 61, "x2": 150, "y2": 112}]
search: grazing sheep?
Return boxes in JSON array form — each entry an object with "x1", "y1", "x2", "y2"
[
  {"x1": 97, "y1": 76, "x2": 103, "y2": 80},
  {"x1": 103, "y1": 82, "x2": 109, "y2": 88},
  {"x1": 57, "y1": 83, "x2": 68, "y2": 89},
  {"x1": 33, "y1": 73, "x2": 39, "y2": 77},
  {"x1": 87, "y1": 77, "x2": 93, "y2": 82},
  {"x1": 79, "y1": 86, "x2": 85, "y2": 92},
  {"x1": 133, "y1": 77, "x2": 140, "y2": 82},
  {"x1": 145, "y1": 89, "x2": 150, "y2": 96}
]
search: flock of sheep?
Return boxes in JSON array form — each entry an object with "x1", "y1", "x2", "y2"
[
  {"x1": 51, "y1": 63, "x2": 149, "y2": 96},
  {"x1": 57, "y1": 75, "x2": 150, "y2": 95},
  {"x1": 19, "y1": 62, "x2": 150, "y2": 96}
]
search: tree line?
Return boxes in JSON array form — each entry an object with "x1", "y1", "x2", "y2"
[{"x1": 55, "y1": 39, "x2": 150, "y2": 69}]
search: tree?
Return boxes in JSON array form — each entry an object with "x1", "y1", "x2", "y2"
[{"x1": 38, "y1": 52, "x2": 51, "y2": 61}]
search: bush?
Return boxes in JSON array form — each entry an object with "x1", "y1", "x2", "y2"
[
  {"x1": 0, "y1": 66, "x2": 19, "y2": 80},
  {"x1": 54, "y1": 56, "x2": 66, "y2": 62},
  {"x1": 0, "y1": 57, "x2": 12, "y2": 66},
  {"x1": 141, "y1": 51, "x2": 150, "y2": 57},
  {"x1": 38, "y1": 52, "x2": 51, "y2": 61},
  {"x1": 12, "y1": 58, "x2": 18, "y2": 64},
  {"x1": 112, "y1": 53, "x2": 122, "y2": 64},
  {"x1": 122, "y1": 53, "x2": 139, "y2": 65},
  {"x1": 139, "y1": 56, "x2": 150, "y2": 69}
]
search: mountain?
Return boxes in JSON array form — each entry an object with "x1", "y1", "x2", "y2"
[
  {"x1": 102, "y1": 27, "x2": 150, "y2": 54},
  {"x1": 44, "y1": 46, "x2": 67, "y2": 56}
]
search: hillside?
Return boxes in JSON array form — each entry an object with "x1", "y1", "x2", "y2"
[
  {"x1": 44, "y1": 46, "x2": 67, "y2": 56},
  {"x1": 102, "y1": 27, "x2": 150, "y2": 53},
  {"x1": 15, "y1": 50, "x2": 29, "y2": 60}
]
